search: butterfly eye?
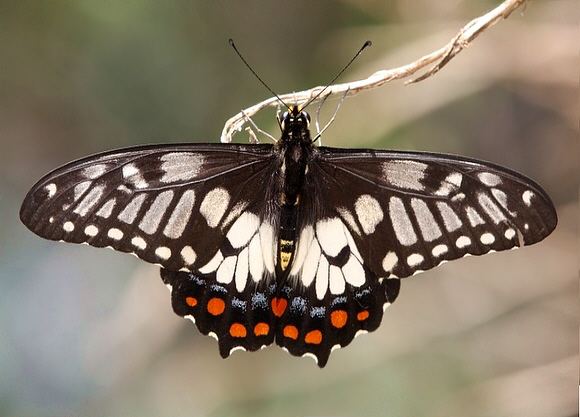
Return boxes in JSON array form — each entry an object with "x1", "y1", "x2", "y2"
[
  {"x1": 279, "y1": 111, "x2": 289, "y2": 129},
  {"x1": 302, "y1": 111, "x2": 311, "y2": 124}
]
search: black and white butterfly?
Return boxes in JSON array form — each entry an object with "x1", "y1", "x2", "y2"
[{"x1": 20, "y1": 105, "x2": 557, "y2": 367}]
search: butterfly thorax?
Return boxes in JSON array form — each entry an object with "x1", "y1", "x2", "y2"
[{"x1": 276, "y1": 106, "x2": 314, "y2": 274}]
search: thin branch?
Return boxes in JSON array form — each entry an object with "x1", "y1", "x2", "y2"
[{"x1": 221, "y1": 0, "x2": 527, "y2": 143}]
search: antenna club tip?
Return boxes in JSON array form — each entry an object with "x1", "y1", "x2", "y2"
[
  {"x1": 363, "y1": 40, "x2": 372, "y2": 48},
  {"x1": 228, "y1": 38, "x2": 235, "y2": 46}
]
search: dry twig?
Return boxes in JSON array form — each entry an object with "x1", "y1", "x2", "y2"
[{"x1": 221, "y1": 0, "x2": 527, "y2": 143}]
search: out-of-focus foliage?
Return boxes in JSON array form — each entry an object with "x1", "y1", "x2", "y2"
[{"x1": 0, "y1": 1, "x2": 576, "y2": 417}]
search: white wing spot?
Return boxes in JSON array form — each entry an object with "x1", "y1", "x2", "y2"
[
  {"x1": 382, "y1": 160, "x2": 427, "y2": 191},
  {"x1": 199, "y1": 188, "x2": 230, "y2": 228},
  {"x1": 221, "y1": 201, "x2": 249, "y2": 230},
  {"x1": 82, "y1": 164, "x2": 108, "y2": 179},
  {"x1": 300, "y1": 240, "x2": 321, "y2": 287},
  {"x1": 355, "y1": 330, "x2": 368, "y2": 339},
  {"x1": 45, "y1": 183, "x2": 57, "y2": 198},
  {"x1": 329, "y1": 265, "x2": 346, "y2": 295},
  {"x1": 235, "y1": 247, "x2": 249, "y2": 292},
  {"x1": 199, "y1": 251, "x2": 224, "y2": 274},
  {"x1": 289, "y1": 226, "x2": 314, "y2": 276},
  {"x1": 122, "y1": 163, "x2": 148, "y2": 189},
  {"x1": 163, "y1": 189, "x2": 196, "y2": 239},
  {"x1": 432, "y1": 244, "x2": 448, "y2": 257},
  {"x1": 522, "y1": 190, "x2": 534, "y2": 206},
  {"x1": 229, "y1": 346, "x2": 246, "y2": 355},
  {"x1": 226, "y1": 211, "x2": 260, "y2": 248},
  {"x1": 131, "y1": 236, "x2": 147, "y2": 250},
  {"x1": 435, "y1": 172, "x2": 462, "y2": 196},
  {"x1": 160, "y1": 153, "x2": 205, "y2": 183},
  {"x1": 117, "y1": 185, "x2": 131, "y2": 193},
  {"x1": 180, "y1": 246, "x2": 196, "y2": 265},
  {"x1": 118, "y1": 194, "x2": 147, "y2": 224},
  {"x1": 336, "y1": 207, "x2": 361, "y2": 236},
  {"x1": 139, "y1": 190, "x2": 174, "y2": 234},
  {"x1": 478, "y1": 193, "x2": 507, "y2": 224},
  {"x1": 301, "y1": 352, "x2": 318, "y2": 364},
  {"x1": 389, "y1": 197, "x2": 417, "y2": 246},
  {"x1": 84, "y1": 225, "x2": 99, "y2": 237},
  {"x1": 342, "y1": 255, "x2": 365, "y2": 287},
  {"x1": 217, "y1": 256, "x2": 236, "y2": 284},
  {"x1": 354, "y1": 194, "x2": 383, "y2": 235},
  {"x1": 259, "y1": 222, "x2": 276, "y2": 274},
  {"x1": 74, "y1": 185, "x2": 105, "y2": 216},
  {"x1": 407, "y1": 253, "x2": 424, "y2": 267},
  {"x1": 411, "y1": 198, "x2": 442, "y2": 242},
  {"x1": 455, "y1": 236, "x2": 471, "y2": 248},
  {"x1": 248, "y1": 235, "x2": 264, "y2": 282},
  {"x1": 466, "y1": 206, "x2": 485, "y2": 227},
  {"x1": 155, "y1": 246, "x2": 172, "y2": 260},
  {"x1": 436, "y1": 202, "x2": 462, "y2": 232},
  {"x1": 504, "y1": 228, "x2": 516, "y2": 240},
  {"x1": 73, "y1": 181, "x2": 91, "y2": 201},
  {"x1": 96, "y1": 198, "x2": 116, "y2": 218},
  {"x1": 315, "y1": 256, "x2": 329, "y2": 300},
  {"x1": 63, "y1": 221, "x2": 74, "y2": 232},
  {"x1": 480, "y1": 232, "x2": 495, "y2": 245},
  {"x1": 478, "y1": 172, "x2": 502, "y2": 186},
  {"x1": 316, "y1": 217, "x2": 348, "y2": 257},
  {"x1": 382, "y1": 251, "x2": 398, "y2": 273},
  {"x1": 107, "y1": 228, "x2": 124, "y2": 240}
]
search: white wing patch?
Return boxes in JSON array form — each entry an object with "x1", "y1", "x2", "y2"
[
  {"x1": 159, "y1": 152, "x2": 205, "y2": 183},
  {"x1": 200, "y1": 187, "x2": 230, "y2": 228},
  {"x1": 291, "y1": 217, "x2": 366, "y2": 300},
  {"x1": 354, "y1": 194, "x2": 383, "y2": 235},
  {"x1": 382, "y1": 160, "x2": 427, "y2": 191},
  {"x1": 198, "y1": 214, "x2": 275, "y2": 291}
]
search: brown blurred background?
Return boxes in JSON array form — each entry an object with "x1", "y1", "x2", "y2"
[{"x1": 0, "y1": 1, "x2": 577, "y2": 416}]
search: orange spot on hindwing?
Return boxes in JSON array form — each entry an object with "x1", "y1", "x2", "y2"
[
  {"x1": 357, "y1": 310, "x2": 370, "y2": 321},
  {"x1": 185, "y1": 296, "x2": 198, "y2": 307},
  {"x1": 207, "y1": 298, "x2": 225, "y2": 316},
  {"x1": 283, "y1": 325, "x2": 299, "y2": 340},
  {"x1": 330, "y1": 310, "x2": 348, "y2": 328},
  {"x1": 229, "y1": 323, "x2": 247, "y2": 338},
  {"x1": 271, "y1": 298, "x2": 288, "y2": 317},
  {"x1": 305, "y1": 330, "x2": 323, "y2": 345},
  {"x1": 254, "y1": 322, "x2": 270, "y2": 336}
]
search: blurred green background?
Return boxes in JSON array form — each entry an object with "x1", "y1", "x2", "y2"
[{"x1": 0, "y1": 1, "x2": 577, "y2": 416}]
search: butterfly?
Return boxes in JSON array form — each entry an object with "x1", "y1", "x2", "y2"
[{"x1": 20, "y1": 104, "x2": 557, "y2": 367}]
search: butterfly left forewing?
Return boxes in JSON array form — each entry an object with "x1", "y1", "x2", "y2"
[{"x1": 20, "y1": 143, "x2": 278, "y2": 272}]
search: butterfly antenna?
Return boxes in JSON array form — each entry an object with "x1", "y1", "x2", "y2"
[
  {"x1": 229, "y1": 38, "x2": 291, "y2": 111},
  {"x1": 301, "y1": 40, "x2": 372, "y2": 110}
]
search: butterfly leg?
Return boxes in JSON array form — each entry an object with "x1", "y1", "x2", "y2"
[
  {"x1": 311, "y1": 87, "x2": 350, "y2": 145},
  {"x1": 240, "y1": 109, "x2": 278, "y2": 143}
]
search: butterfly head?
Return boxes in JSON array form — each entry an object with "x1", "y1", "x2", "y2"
[{"x1": 278, "y1": 105, "x2": 310, "y2": 136}]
